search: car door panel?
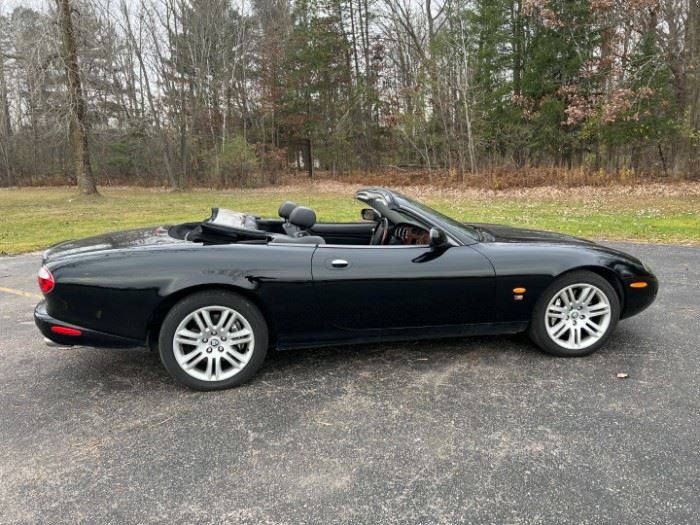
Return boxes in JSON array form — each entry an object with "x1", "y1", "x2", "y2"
[
  {"x1": 310, "y1": 223, "x2": 374, "y2": 245},
  {"x1": 312, "y1": 245, "x2": 496, "y2": 331}
]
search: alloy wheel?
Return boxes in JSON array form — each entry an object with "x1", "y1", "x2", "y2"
[
  {"x1": 544, "y1": 283, "x2": 612, "y2": 350},
  {"x1": 172, "y1": 305, "x2": 255, "y2": 382}
]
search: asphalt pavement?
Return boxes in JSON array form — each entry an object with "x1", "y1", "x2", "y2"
[{"x1": 0, "y1": 243, "x2": 698, "y2": 524}]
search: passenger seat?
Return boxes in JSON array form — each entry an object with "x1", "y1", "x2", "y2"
[
  {"x1": 278, "y1": 201, "x2": 299, "y2": 236},
  {"x1": 270, "y1": 206, "x2": 325, "y2": 244}
]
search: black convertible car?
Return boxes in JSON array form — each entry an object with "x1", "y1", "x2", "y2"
[{"x1": 35, "y1": 188, "x2": 658, "y2": 390}]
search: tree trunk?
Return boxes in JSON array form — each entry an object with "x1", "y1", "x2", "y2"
[{"x1": 56, "y1": 0, "x2": 98, "y2": 195}]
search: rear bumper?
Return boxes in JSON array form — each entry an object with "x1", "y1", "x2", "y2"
[{"x1": 34, "y1": 301, "x2": 143, "y2": 348}]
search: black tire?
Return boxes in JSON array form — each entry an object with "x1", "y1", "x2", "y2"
[
  {"x1": 158, "y1": 290, "x2": 268, "y2": 390},
  {"x1": 528, "y1": 270, "x2": 620, "y2": 357}
]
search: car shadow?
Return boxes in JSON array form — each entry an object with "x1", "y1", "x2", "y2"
[
  {"x1": 43, "y1": 333, "x2": 540, "y2": 394},
  {"x1": 45, "y1": 326, "x2": 639, "y2": 394}
]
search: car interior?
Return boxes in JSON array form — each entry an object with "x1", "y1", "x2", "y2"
[{"x1": 168, "y1": 199, "x2": 432, "y2": 247}]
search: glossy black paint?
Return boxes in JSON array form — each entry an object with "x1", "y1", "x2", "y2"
[{"x1": 35, "y1": 189, "x2": 658, "y2": 351}]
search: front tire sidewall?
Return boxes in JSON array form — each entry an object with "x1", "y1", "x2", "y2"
[
  {"x1": 529, "y1": 271, "x2": 620, "y2": 357},
  {"x1": 159, "y1": 290, "x2": 268, "y2": 390}
]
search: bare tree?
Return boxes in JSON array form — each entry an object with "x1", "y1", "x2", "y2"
[{"x1": 56, "y1": 0, "x2": 98, "y2": 194}]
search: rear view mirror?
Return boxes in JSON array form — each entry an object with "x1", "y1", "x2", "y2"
[
  {"x1": 429, "y1": 228, "x2": 448, "y2": 248},
  {"x1": 361, "y1": 208, "x2": 380, "y2": 222}
]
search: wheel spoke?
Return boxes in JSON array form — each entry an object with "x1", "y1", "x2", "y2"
[
  {"x1": 564, "y1": 288, "x2": 576, "y2": 306},
  {"x1": 218, "y1": 310, "x2": 236, "y2": 331},
  {"x1": 182, "y1": 350, "x2": 206, "y2": 369},
  {"x1": 192, "y1": 311, "x2": 206, "y2": 332},
  {"x1": 588, "y1": 303, "x2": 610, "y2": 314},
  {"x1": 551, "y1": 321, "x2": 569, "y2": 339},
  {"x1": 221, "y1": 353, "x2": 240, "y2": 368},
  {"x1": 205, "y1": 356, "x2": 214, "y2": 379},
  {"x1": 578, "y1": 286, "x2": 593, "y2": 305},
  {"x1": 214, "y1": 357, "x2": 222, "y2": 381},
  {"x1": 201, "y1": 309, "x2": 216, "y2": 330},
  {"x1": 228, "y1": 328, "x2": 252, "y2": 342},
  {"x1": 226, "y1": 348, "x2": 248, "y2": 362},
  {"x1": 583, "y1": 319, "x2": 602, "y2": 335},
  {"x1": 547, "y1": 306, "x2": 566, "y2": 319},
  {"x1": 174, "y1": 327, "x2": 200, "y2": 346}
]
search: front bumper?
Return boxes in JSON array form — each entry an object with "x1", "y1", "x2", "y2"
[
  {"x1": 620, "y1": 274, "x2": 659, "y2": 319},
  {"x1": 34, "y1": 301, "x2": 143, "y2": 348}
]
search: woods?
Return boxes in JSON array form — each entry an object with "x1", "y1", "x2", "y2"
[{"x1": 0, "y1": 0, "x2": 698, "y2": 188}]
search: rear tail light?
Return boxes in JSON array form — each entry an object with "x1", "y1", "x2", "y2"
[{"x1": 38, "y1": 266, "x2": 55, "y2": 294}]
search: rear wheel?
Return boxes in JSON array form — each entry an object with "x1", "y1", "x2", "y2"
[
  {"x1": 529, "y1": 271, "x2": 620, "y2": 357},
  {"x1": 158, "y1": 290, "x2": 268, "y2": 390}
]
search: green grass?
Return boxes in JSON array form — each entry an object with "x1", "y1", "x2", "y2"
[{"x1": 1, "y1": 184, "x2": 698, "y2": 254}]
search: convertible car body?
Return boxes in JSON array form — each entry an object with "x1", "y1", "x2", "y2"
[{"x1": 35, "y1": 188, "x2": 658, "y2": 390}]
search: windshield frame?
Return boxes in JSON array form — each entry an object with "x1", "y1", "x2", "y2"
[{"x1": 391, "y1": 192, "x2": 481, "y2": 244}]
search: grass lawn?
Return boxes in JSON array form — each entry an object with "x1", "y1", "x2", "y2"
[{"x1": 1, "y1": 182, "x2": 699, "y2": 254}]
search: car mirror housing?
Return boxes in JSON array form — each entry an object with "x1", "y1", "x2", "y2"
[
  {"x1": 429, "y1": 228, "x2": 448, "y2": 248},
  {"x1": 361, "y1": 208, "x2": 380, "y2": 222}
]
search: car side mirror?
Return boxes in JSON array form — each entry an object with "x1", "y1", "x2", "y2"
[
  {"x1": 429, "y1": 228, "x2": 448, "y2": 248},
  {"x1": 361, "y1": 208, "x2": 380, "y2": 222}
]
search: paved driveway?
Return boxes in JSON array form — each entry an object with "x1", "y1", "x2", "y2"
[{"x1": 0, "y1": 243, "x2": 698, "y2": 524}]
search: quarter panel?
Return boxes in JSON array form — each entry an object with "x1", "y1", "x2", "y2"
[{"x1": 45, "y1": 244, "x2": 320, "y2": 342}]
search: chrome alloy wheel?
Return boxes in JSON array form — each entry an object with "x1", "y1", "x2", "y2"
[
  {"x1": 172, "y1": 306, "x2": 254, "y2": 382},
  {"x1": 544, "y1": 283, "x2": 612, "y2": 350}
]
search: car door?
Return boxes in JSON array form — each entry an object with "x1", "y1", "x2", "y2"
[
  {"x1": 311, "y1": 244, "x2": 496, "y2": 331},
  {"x1": 310, "y1": 222, "x2": 375, "y2": 245}
]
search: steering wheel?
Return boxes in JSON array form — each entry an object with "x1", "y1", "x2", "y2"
[{"x1": 370, "y1": 217, "x2": 390, "y2": 245}]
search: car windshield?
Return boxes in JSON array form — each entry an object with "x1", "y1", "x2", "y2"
[{"x1": 396, "y1": 193, "x2": 481, "y2": 242}]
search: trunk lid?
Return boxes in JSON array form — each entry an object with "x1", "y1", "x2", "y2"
[{"x1": 43, "y1": 226, "x2": 183, "y2": 263}]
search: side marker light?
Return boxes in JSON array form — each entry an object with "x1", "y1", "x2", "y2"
[{"x1": 630, "y1": 282, "x2": 648, "y2": 289}]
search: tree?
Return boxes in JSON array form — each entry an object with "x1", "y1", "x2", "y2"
[{"x1": 56, "y1": 0, "x2": 98, "y2": 195}]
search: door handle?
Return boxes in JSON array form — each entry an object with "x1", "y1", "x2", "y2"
[{"x1": 330, "y1": 259, "x2": 350, "y2": 269}]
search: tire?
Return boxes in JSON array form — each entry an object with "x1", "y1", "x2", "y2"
[
  {"x1": 528, "y1": 270, "x2": 620, "y2": 357},
  {"x1": 158, "y1": 290, "x2": 268, "y2": 390}
]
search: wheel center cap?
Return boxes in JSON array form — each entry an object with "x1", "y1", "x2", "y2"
[
  {"x1": 210, "y1": 339, "x2": 220, "y2": 346},
  {"x1": 571, "y1": 311, "x2": 579, "y2": 319}
]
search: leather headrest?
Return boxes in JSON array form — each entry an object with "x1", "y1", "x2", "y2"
[
  {"x1": 289, "y1": 206, "x2": 316, "y2": 229},
  {"x1": 278, "y1": 201, "x2": 297, "y2": 220}
]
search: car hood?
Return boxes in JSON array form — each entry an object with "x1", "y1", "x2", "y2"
[
  {"x1": 470, "y1": 223, "x2": 599, "y2": 246},
  {"x1": 43, "y1": 226, "x2": 183, "y2": 263}
]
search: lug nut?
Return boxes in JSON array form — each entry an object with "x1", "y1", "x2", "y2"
[
  {"x1": 221, "y1": 337, "x2": 227, "y2": 341},
  {"x1": 206, "y1": 348, "x2": 213, "y2": 353},
  {"x1": 218, "y1": 346, "x2": 224, "y2": 352},
  {"x1": 202, "y1": 338, "x2": 208, "y2": 343}
]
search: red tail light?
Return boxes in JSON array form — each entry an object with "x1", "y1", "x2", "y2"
[
  {"x1": 38, "y1": 266, "x2": 55, "y2": 294},
  {"x1": 51, "y1": 326, "x2": 81, "y2": 336}
]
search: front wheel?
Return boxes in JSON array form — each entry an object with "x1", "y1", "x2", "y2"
[
  {"x1": 529, "y1": 271, "x2": 620, "y2": 357},
  {"x1": 158, "y1": 290, "x2": 268, "y2": 390}
]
